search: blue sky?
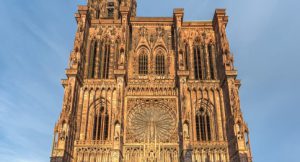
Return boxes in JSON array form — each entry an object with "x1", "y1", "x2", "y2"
[{"x1": 0, "y1": 0, "x2": 299, "y2": 161}]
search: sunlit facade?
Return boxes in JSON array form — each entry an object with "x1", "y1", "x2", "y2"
[{"x1": 50, "y1": 0, "x2": 252, "y2": 161}]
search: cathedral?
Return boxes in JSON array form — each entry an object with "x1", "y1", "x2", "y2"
[{"x1": 50, "y1": 0, "x2": 252, "y2": 161}]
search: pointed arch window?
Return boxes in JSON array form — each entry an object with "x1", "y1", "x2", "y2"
[
  {"x1": 101, "y1": 44, "x2": 110, "y2": 79},
  {"x1": 88, "y1": 40, "x2": 98, "y2": 78},
  {"x1": 139, "y1": 50, "x2": 148, "y2": 75},
  {"x1": 107, "y1": 0, "x2": 114, "y2": 18},
  {"x1": 185, "y1": 44, "x2": 189, "y2": 70},
  {"x1": 88, "y1": 41, "x2": 110, "y2": 79},
  {"x1": 196, "y1": 107, "x2": 212, "y2": 141},
  {"x1": 93, "y1": 106, "x2": 109, "y2": 141},
  {"x1": 193, "y1": 45, "x2": 202, "y2": 80},
  {"x1": 96, "y1": 9, "x2": 100, "y2": 19},
  {"x1": 155, "y1": 52, "x2": 165, "y2": 75}
]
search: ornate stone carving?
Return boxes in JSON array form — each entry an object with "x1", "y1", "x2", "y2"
[
  {"x1": 126, "y1": 98, "x2": 177, "y2": 143},
  {"x1": 114, "y1": 122, "x2": 121, "y2": 141},
  {"x1": 51, "y1": 4, "x2": 252, "y2": 162},
  {"x1": 183, "y1": 122, "x2": 190, "y2": 140},
  {"x1": 230, "y1": 86, "x2": 240, "y2": 114},
  {"x1": 118, "y1": 48, "x2": 126, "y2": 68},
  {"x1": 139, "y1": 26, "x2": 148, "y2": 37},
  {"x1": 156, "y1": 26, "x2": 165, "y2": 37}
]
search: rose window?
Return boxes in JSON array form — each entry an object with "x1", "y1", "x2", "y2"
[{"x1": 127, "y1": 100, "x2": 176, "y2": 143}]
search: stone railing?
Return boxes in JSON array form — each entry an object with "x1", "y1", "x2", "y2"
[
  {"x1": 75, "y1": 140, "x2": 112, "y2": 146},
  {"x1": 191, "y1": 141, "x2": 228, "y2": 148}
]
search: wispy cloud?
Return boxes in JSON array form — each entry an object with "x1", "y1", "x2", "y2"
[
  {"x1": 0, "y1": 1, "x2": 77, "y2": 162},
  {"x1": 0, "y1": 0, "x2": 299, "y2": 162}
]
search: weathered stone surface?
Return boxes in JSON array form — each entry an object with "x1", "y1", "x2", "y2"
[{"x1": 50, "y1": 1, "x2": 252, "y2": 162}]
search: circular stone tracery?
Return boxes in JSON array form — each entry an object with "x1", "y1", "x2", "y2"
[{"x1": 127, "y1": 100, "x2": 176, "y2": 143}]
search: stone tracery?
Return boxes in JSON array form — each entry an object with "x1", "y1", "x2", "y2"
[
  {"x1": 50, "y1": 2, "x2": 253, "y2": 161},
  {"x1": 126, "y1": 99, "x2": 177, "y2": 143}
]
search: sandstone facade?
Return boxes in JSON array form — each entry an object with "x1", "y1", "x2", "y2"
[{"x1": 50, "y1": 0, "x2": 252, "y2": 161}]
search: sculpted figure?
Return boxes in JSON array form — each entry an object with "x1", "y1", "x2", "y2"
[
  {"x1": 76, "y1": 50, "x2": 81, "y2": 64},
  {"x1": 227, "y1": 53, "x2": 234, "y2": 69},
  {"x1": 221, "y1": 24, "x2": 227, "y2": 40},
  {"x1": 235, "y1": 122, "x2": 243, "y2": 139},
  {"x1": 114, "y1": 122, "x2": 121, "y2": 140},
  {"x1": 69, "y1": 51, "x2": 77, "y2": 68},
  {"x1": 183, "y1": 122, "x2": 189, "y2": 140},
  {"x1": 179, "y1": 51, "x2": 184, "y2": 69},
  {"x1": 118, "y1": 49, "x2": 125, "y2": 67},
  {"x1": 60, "y1": 122, "x2": 69, "y2": 140},
  {"x1": 223, "y1": 50, "x2": 234, "y2": 70},
  {"x1": 69, "y1": 48, "x2": 81, "y2": 68},
  {"x1": 221, "y1": 24, "x2": 231, "y2": 53}
]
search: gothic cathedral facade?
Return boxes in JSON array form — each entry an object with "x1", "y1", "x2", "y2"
[{"x1": 50, "y1": 0, "x2": 252, "y2": 162}]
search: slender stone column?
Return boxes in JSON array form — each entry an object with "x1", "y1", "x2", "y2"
[
  {"x1": 76, "y1": 88, "x2": 84, "y2": 140},
  {"x1": 211, "y1": 44, "x2": 218, "y2": 79},
  {"x1": 94, "y1": 41, "x2": 101, "y2": 78},
  {"x1": 214, "y1": 89, "x2": 224, "y2": 141},
  {"x1": 205, "y1": 44, "x2": 211, "y2": 80},
  {"x1": 80, "y1": 89, "x2": 90, "y2": 140},
  {"x1": 219, "y1": 89, "x2": 227, "y2": 140},
  {"x1": 189, "y1": 45, "x2": 194, "y2": 79},
  {"x1": 84, "y1": 39, "x2": 92, "y2": 78}
]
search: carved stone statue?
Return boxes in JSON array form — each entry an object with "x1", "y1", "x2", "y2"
[
  {"x1": 69, "y1": 51, "x2": 77, "y2": 68},
  {"x1": 60, "y1": 122, "x2": 69, "y2": 141},
  {"x1": 131, "y1": 0, "x2": 137, "y2": 16},
  {"x1": 223, "y1": 51, "x2": 234, "y2": 70},
  {"x1": 221, "y1": 24, "x2": 227, "y2": 42},
  {"x1": 235, "y1": 122, "x2": 242, "y2": 139},
  {"x1": 183, "y1": 122, "x2": 190, "y2": 140},
  {"x1": 76, "y1": 50, "x2": 81, "y2": 64},
  {"x1": 69, "y1": 48, "x2": 82, "y2": 69},
  {"x1": 179, "y1": 51, "x2": 184, "y2": 70},
  {"x1": 221, "y1": 24, "x2": 230, "y2": 55},
  {"x1": 156, "y1": 26, "x2": 165, "y2": 37},
  {"x1": 114, "y1": 122, "x2": 121, "y2": 141},
  {"x1": 118, "y1": 49, "x2": 125, "y2": 69}
]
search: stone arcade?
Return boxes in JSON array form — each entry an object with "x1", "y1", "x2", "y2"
[{"x1": 50, "y1": 0, "x2": 252, "y2": 161}]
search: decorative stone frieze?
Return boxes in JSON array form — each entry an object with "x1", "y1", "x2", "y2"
[{"x1": 50, "y1": 2, "x2": 252, "y2": 162}]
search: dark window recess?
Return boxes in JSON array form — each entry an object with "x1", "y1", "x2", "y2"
[
  {"x1": 194, "y1": 46, "x2": 203, "y2": 80},
  {"x1": 107, "y1": 2, "x2": 114, "y2": 18},
  {"x1": 96, "y1": 10, "x2": 100, "y2": 19},
  {"x1": 93, "y1": 107, "x2": 109, "y2": 141},
  {"x1": 88, "y1": 41, "x2": 98, "y2": 78},
  {"x1": 185, "y1": 44, "x2": 189, "y2": 70},
  {"x1": 155, "y1": 54, "x2": 165, "y2": 75},
  {"x1": 195, "y1": 107, "x2": 212, "y2": 142},
  {"x1": 139, "y1": 54, "x2": 148, "y2": 75}
]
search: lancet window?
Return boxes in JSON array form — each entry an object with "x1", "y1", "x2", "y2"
[
  {"x1": 138, "y1": 49, "x2": 148, "y2": 75},
  {"x1": 101, "y1": 44, "x2": 110, "y2": 79},
  {"x1": 196, "y1": 107, "x2": 212, "y2": 141},
  {"x1": 88, "y1": 40, "x2": 98, "y2": 78},
  {"x1": 96, "y1": 9, "x2": 100, "y2": 19},
  {"x1": 185, "y1": 44, "x2": 189, "y2": 70},
  {"x1": 93, "y1": 106, "x2": 109, "y2": 141},
  {"x1": 88, "y1": 41, "x2": 110, "y2": 79},
  {"x1": 107, "y1": 0, "x2": 114, "y2": 18},
  {"x1": 155, "y1": 51, "x2": 165, "y2": 75},
  {"x1": 193, "y1": 44, "x2": 204, "y2": 80},
  {"x1": 193, "y1": 37, "x2": 217, "y2": 80}
]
